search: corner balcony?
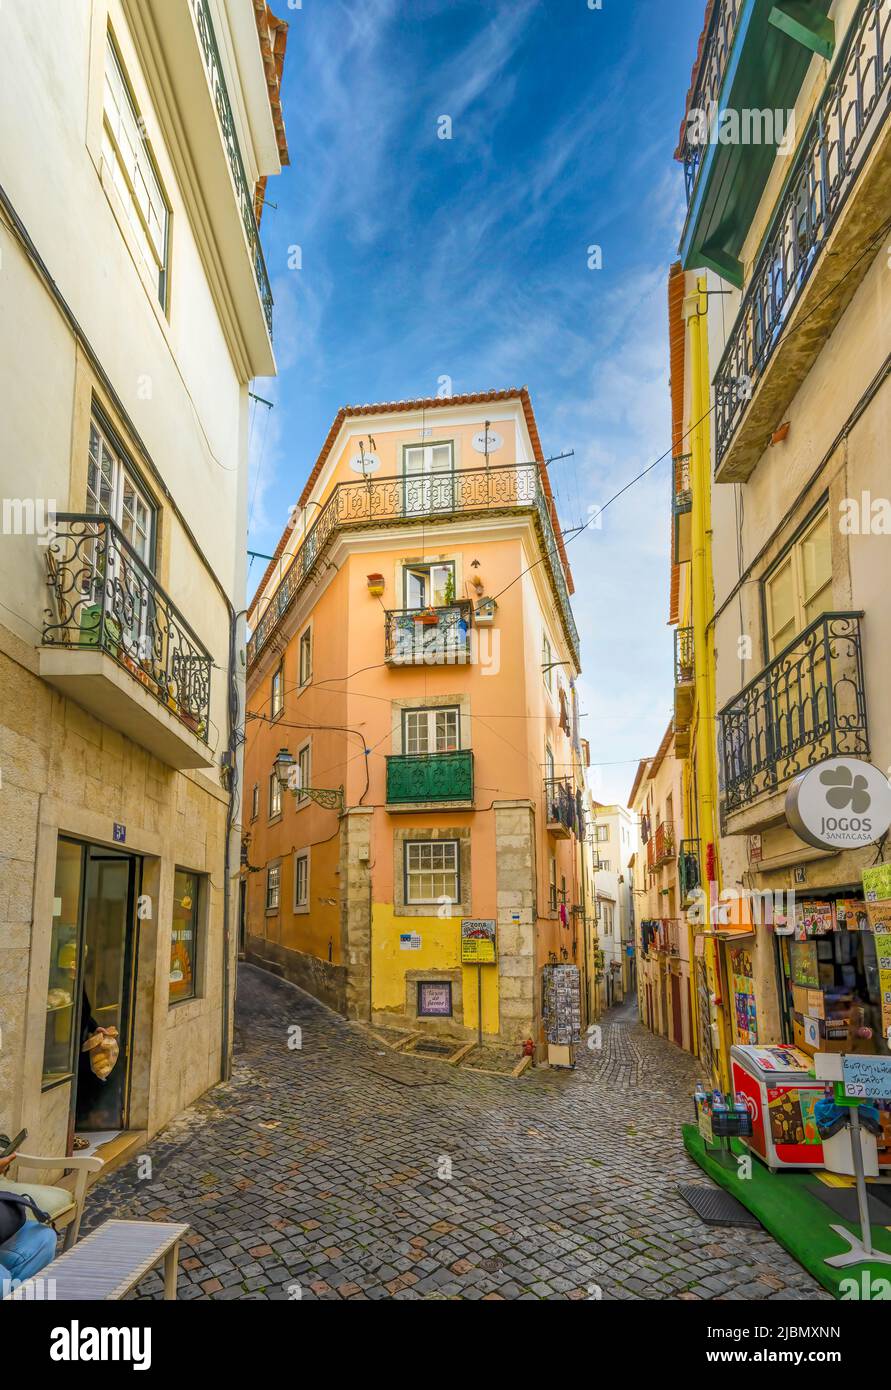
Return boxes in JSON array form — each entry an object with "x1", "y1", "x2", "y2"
[
  {"x1": 385, "y1": 750, "x2": 474, "y2": 810},
  {"x1": 678, "y1": 0, "x2": 835, "y2": 284},
  {"x1": 545, "y1": 778, "x2": 580, "y2": 840},
  {"x1": 713, "y1": 0, "x2": 891, "y2": 480},
  {"x1": 247, "y1": 462, "x2": 579, "y2": 671},
  {"x1": 718, "y1": 612, "x2": 868, "y2": 829},
  {"x1": 384, "y1": 602, "x2": 473, "y2": 666},
  {"x1": 40, "y1": 516, "x2": 214, "y2": 770}
]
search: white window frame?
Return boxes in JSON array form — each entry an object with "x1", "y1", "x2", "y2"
[
  {"x1": 402, "y1": 442, "x2": 454, "y2": 515},
  {"x1": 269, "y1": 771, "x2": 282, "y2": 820},
  {"x1": 402, "y1": 706, "x2": 460, "y2": 755},
  {"x1": 293, "y1": 849, "x2": 310, "y2": 913},
  {"x1": 299, "y1": 626, "x2": 312, "y2": 687},
  {"x1": 404, "y1": 839, "x2": 459, "y2": 905},
  {"x1": 271, "y1": 663, "x2": 284, "y2": 719},
  {"x1": 542, "y1": 632, "x2": 553, "y2": 691},
  {"x1": 765, "y1": 507, "x2": 832, "y2": 658},
  {"x1": 101, "y1": 30, "x2": 170, "y2": 306},
  {"x1": 265, "y1": 863, "x2": 280, "y2": 912},
  {"x1": 295, "y1": 740, "x2": 311, "y2": 806},
  {"x1": 251, "y1": 783, "x2": 259, "y2": 821},
  {"x1": 596, "y1": 825, "x2": 610, "y2": 843},
  {"x1": 86, "y1": 414, "x2": 155, "y2": 565}
]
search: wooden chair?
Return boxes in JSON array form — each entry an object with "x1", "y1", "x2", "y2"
[{"x1": 0, "y1": 1153, "x2": 104, "y2": 1251}]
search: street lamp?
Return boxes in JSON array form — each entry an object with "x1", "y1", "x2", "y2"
[{"x1": 273, "y1": 747, "x2": 295, "y2": 790}]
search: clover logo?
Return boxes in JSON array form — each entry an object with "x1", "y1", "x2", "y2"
[{"x1": 819, "y1": 765, "x2": 871, "y2": 814}]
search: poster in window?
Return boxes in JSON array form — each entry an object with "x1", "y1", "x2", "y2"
[
  {"x1": 170, "y1": 870, "x2": 198, "y2": 1004},
  {"x1": 729, "y1": 944, "x2": 758, "y2": 1045}
]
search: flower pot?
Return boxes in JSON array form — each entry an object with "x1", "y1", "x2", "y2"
[{"x1": 416, "y1": 612, "x2": 440, "y2": 626}]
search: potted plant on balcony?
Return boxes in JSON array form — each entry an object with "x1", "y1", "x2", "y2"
[
  {"x1": 415, "y1": 606, "x2": 440, "y2": 626},
  {"x1": 366, "y1": 573, "x2": 385, "y2": 597}
]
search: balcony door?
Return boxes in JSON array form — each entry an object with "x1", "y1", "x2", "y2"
[
  {"x1": 402, "y1": 442, "x2": 454, "y2": 516},
  {"x1": 85, "y1": 415, "x2": 157, "y2": 661},
  {"x1": 764, "y1": 508, "x2": 832, "y2": 760},
  {"x1": 403, "y1": 562, "x2": 454, "y2": 610}
]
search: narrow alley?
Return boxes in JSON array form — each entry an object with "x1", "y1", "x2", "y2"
[{"x1": 82, "y1": 966, "x2": 828, "y2": 1301}]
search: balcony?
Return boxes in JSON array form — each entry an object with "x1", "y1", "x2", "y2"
[
  {"x1": 247, "y1": 462, "x2": 579, "y2": 671},
  {"x1": 648, "y1": 821, "x2": 676, "y2": 870},
  {"x1": 679, "y1": 840, "x2": 702, "y2": 903},
  {"x1": 673, "y1": 455, "x2": 692, "y2": 565},
  {"x1": 386, "y1": 750, "x2": 474, "y2": 808},
  {"x1": 674, "y1": 625, "x2": 696, "y2": 750},
  {"x1": 713, "y1": 0, "x2": 891, "y2": 479},
  {"x1": 384, "y1": 603, "x2": 473, "y2": 666},
  {"x1": 678, "y1": 0, "x2": 835, "y2": 284},
  {"x1": 545, "y1": 778, "x2": 581, "y2": 840},
  {"x1": 40, "y1": 516, "x2": 213, "y2": 770},
  {"x1": 719, "y1": 612, "x2": 868, "y2": 818}
]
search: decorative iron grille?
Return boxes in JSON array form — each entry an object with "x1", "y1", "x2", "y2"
[
  {"x1": 719, "y1": 612, "x2": 868, "y2": 812},
  {"x1": 248, "y1": 462, "x2": 579, "y2": 667},
  {"x1": 714, "y1": 0, "x2": 890, "y2": 463},
  {"x1": 386, "y1": 750, "x2": 474, "y2": 804},
  {"x1": 191, "y1": 0, "x2": 274, "y2": 337},
  {"x1": 677, "y1": 0, "x2": 744, "y2": 202},
  {"x1": 544, "y1": 778, "x2": 579, "y2": 836},
  {"x1": 675, "y1": 626, "x2": 695, "y2": 685},
  {"x1": 43, "y1": 515, "x2": 212, "y2": 740},
  {"x1": 679, "y1": 839, "x2": 702, "y2": 900},
  {"x1": 384, "y1": 602, "x2": 473, "y2": 665}
]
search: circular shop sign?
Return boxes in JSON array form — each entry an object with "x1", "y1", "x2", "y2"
[
  {"x1": 471, "y1": 430, "x2": 503, "y2": 455},
  {"x1": 785, "y1": 758, "x2": 891, "y2": 851}
]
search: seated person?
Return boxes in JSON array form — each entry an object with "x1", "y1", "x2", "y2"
[{"x1": 0, "y1": 1153, "x2": 57, "y2": 1286}]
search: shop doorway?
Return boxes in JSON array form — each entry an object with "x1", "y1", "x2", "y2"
[{"x1": 45, "y1": 839, "x2": 141, "y2": 1151}]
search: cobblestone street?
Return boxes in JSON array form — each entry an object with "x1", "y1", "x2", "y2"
[{"x1": 84, "y1": 964, "x2": 828, "y2": 1300}]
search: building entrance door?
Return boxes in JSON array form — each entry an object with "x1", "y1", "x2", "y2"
[{"x1": 54, "y1": 841, "x2": 140, "y2": 1145}]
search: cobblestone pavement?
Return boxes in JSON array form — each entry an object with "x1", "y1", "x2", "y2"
[{"x1": 83, "y1": 964, "x2": 829, "y2": 1300}]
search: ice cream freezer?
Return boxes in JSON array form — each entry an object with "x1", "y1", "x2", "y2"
[{"x1": 731, "y1": 1044, "x2": 827, "y2": 1170}]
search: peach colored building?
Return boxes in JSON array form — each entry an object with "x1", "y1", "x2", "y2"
[{"x1": 242, "y1": 390, "x2": 589, "y2": 1053}]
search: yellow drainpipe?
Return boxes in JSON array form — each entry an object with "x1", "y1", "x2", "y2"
[{"x1": 686, "y1": 274, "x2": 731, "y2": 1089}]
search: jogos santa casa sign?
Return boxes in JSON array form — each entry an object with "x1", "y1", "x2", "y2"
[{"x1": 785, "y1": 758, "x2": 891, "y2": 851}]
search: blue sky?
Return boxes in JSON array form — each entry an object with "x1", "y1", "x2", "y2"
[{"x1": 248, "y1": 0, "x2": 705, "y2": 805}]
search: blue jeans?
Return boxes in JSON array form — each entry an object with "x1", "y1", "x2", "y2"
[{"x1": 0, "y1": 1222, "x2": 57, "y2": 1287}]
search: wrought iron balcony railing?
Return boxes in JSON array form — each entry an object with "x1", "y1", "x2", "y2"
[
  {"x1": 191, "y1": 0, "x2": 274, "y2": 337},
  {"x1": 544, "y1": 778, "x2": 582, "y2": 838},
  {"x1": 679, "y1": 839, "x2": 702, "y2": 901},
  {"x1": 675, "y1": 626, "x2": 695, "y2": 686},
  {"x1": 719, "y1": 612, "x2": 868, "y2": 813},
  {"x1": 654, "y1": 821, "x2": 676, "y2": 866},
  {"x1": 714, "y1": 0, "x2": 890, "y2": 464},
  {"x1": 678, "y1": 0, "x2": 744, "y2": 203},
  {"x1": 386, "y1": 749, "x2": 474, "y2": 804},
  {"x1": 248, "y1": 462, "x2": 579, "y2": 668},
  {"x1": 384, "y1": 602, "x2": 473, "y2": 665},
  {"x1": 42, "y1": 515, "x2": 212, "y2": 741}
]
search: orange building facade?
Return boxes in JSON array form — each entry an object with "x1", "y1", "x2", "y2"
[{"x1": 242, "y1": 390, "x2": 589, "y2": 1050}]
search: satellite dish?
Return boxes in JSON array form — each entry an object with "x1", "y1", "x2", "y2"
[
  {"x1": 472, "y1": 430, "x2": 503, "y2": 455},
  {"x1": 350, "y1": 454, "x2": 381, "y2": 475}
]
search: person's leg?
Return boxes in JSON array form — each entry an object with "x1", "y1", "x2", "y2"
[{"x1": 0, "y1": 1222, "x2": 58, "y2": 1286}]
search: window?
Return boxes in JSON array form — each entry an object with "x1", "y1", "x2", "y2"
[
  {"x1": 293, "y1": 850, "x2": 309, "y2": 911},
  {"x1": 765, "y1": 508, "x2": 831, "y2": 658},
  {"x1": 597, "y1": 859, "x2": 611, "y2": 873},
  {"x1": 403, "y1": 561, "x2": 455, "y2": 609},
  {"x1": 542, "y1": 633, "x2": 553, "y2": 690},
  {"x1": 545, "y1": 745, "x2": 555, "y2": 783},
  {"x1": 405, "y1": 840, "x2": 459, "y2": 904},
  {"x1": 296, "y1": 743, "x2": 311, "y2": 805},
  {"x1": 86, "y1": 415, "x2": 155, "y2": 565},
  {"x1": 549, "y1": 855, "x2": 557, "y2": 911},
  {"x1": 271, "y1": 664, "x2": 284, "y2": 719},
  {"x1": 266, "y1": 863, "x2": 280, "y2": 911},
  {"x1": 403, "y1": 442, "x2": 454, "y2": 515},
  {"x1": 402, "y1": 706, "x2": 460, "y2": 754},
  {"x1": 170, "y1": 869, "x2": 199, "y2": 1004},
  {"x1": 299, "y1": 627, "x2": 312, "y2": 686},
  {"x1": 269, "y1": 771, "x2": 282, "y2": 819},
  {"x1": 42, "y1": 839, "x2": 84, "y2": 1087},
  {"x1": 596, "y1": 825, "x2": 610, "y2": 843},
  {"x1": 251, "y1": 783, "x2": 259, "y2": 821},
  {"x1": 102, "y1": 32, "x2": 169, "y2": 305}
]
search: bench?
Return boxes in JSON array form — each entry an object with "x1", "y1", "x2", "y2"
[{"x1": 3, "y1": 1219, "x2": 189, "y2": 1300}]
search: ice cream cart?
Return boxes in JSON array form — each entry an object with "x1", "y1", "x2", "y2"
[{"x1": 731, "y1": 1043, "x2": 826, "y2": 1170}]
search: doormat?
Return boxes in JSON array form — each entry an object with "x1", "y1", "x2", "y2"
[{"x1": 678, "y1": 1182, "x2": 761, "y2": 1228}]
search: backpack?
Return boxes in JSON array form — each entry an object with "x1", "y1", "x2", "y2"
[{"x1": 0, "y1": 1192, "x2": 54, "y2": 1246}]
